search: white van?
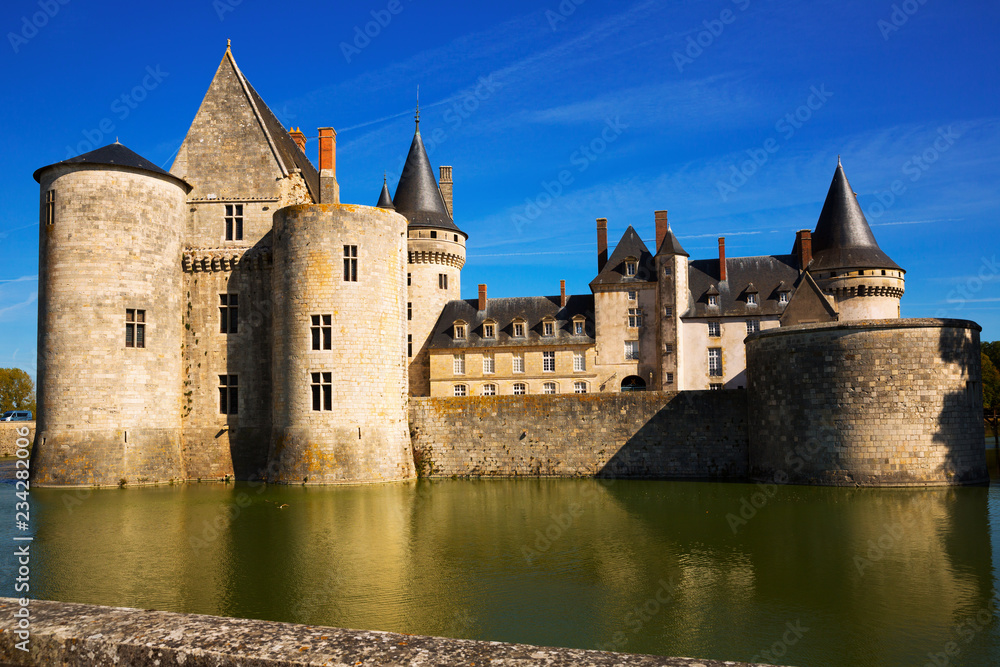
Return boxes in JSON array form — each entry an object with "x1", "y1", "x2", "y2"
[{"x1": 0, "y1": 411, "x2": 32, "y2": 421}]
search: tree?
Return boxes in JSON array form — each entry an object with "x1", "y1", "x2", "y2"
[
  {"x1": 984, "y1": 341, "x2": 1000, "y2": 375},
  {"x1": 984, "y1": 352, "x2": 1000, "y2": 411},
  {"x1": 0, "y1": 368, "x2": 35, "y2": 416}
]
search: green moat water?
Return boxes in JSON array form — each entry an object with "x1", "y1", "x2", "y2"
[{"x1": 4, "y1": 477, "x2": 1000, "y2": 666}]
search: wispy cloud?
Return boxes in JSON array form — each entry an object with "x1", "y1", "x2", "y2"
[
  {"x1": 0, "y1": 293, "x2": 37, "y2": 317},
  {"x1": 0, "y1": 275, "x2": 38, "y2": 284}
]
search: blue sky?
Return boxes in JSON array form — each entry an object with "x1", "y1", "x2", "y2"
[{"x1": 1, "y1": 0, "x2": 998, "y2": 379}]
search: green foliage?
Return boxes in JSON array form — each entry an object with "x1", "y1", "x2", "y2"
[
  {"x1": 984, "y1": 352, "x2": 1000, "y2": 410},
  {"x1": 0, "y1": 368, "x2": 35, "y2": 416},
  {"x1": 984, "y1": 341, "x2": 1000, "y2": 373}
]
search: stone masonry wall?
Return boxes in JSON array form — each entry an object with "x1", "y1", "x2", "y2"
[
  {"x1": 409, "y1": 391, "x2": 748, "y2": 478},
  {"x1": 747, "y1": 319, "x2": 988, "y2": 486},
  {"x1": 0, "y1": 422, "x2": 33, "y2": 457}
]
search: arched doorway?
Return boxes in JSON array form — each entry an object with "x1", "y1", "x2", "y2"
[{"x1": 621, "y1": 375, "x2": 646, "y2": 392}]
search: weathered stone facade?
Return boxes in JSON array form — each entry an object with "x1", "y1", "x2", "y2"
[
  {"x1": 746, "y1": 319, "x2": 988, "y2": 486},
  {"x1": 0, "y1": 422, "x2": 33, "y2": 457},
  {"x1": 410, "y1": 392, "x2": 749, "y2": 479}
]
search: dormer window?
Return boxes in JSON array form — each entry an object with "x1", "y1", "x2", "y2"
[
  {"x1": 512, "y1": 319, "x2": 526, "y2": 337},
  {"x1": 542, "y1": 318, "x2": 556, "y2": 337},
  {"x1": 572, "y1": 316, "x2": 586, "y2": 336},
  {"x1": 453, "y1": 321, "x2": 467, "y2": 339},
  {"x1": 624, "y1": 257, "x2": 638, "y2": 277},
  {"x1": 746, "y1": 294, "x2": 758, "y2": 306},
  {"x1": 483, "y1": 321, "x2": 496, "y2": 339},
  {"x1": 779, "y1": 292, "x2": 789, "y2": 304},
  {"x1": 708, "y1": 295, "x2": 718, "y2": 307}
]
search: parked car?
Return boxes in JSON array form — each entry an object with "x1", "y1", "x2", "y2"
[{"x1": 0, "y1": 411, "x2": 32, "y2": 421}]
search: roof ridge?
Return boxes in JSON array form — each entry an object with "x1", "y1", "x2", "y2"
[{"x1": 224, "y1": 50, "x2": 288, "y2": 179}]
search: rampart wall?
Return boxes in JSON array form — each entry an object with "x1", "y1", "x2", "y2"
[{"x1": 409, "y1": 391, "x2": 749, "y2": 479}]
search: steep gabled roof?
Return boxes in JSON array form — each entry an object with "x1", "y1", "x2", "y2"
[
  {"x1": 428, "y1": 295, "x2": 595, "y2": 349},
  {"x1": 34, "y1": 142, "x2": 191, "y2": 192},
  {"x1": 393, "y1": 119, "x2": 464, "y2": 235},
  {"x1": 685, "y1": 255, "x2": 801, "y2": 318},
  {"x1": 656, "y1": 224, "x2": 689, "y2": 257},
  {"x1": 810, "y1": 160, "x2": 901, "y2": 272},
  {"x1": 590, "y1": 226, "x2": 655, "y2": 287},
  {"x1": 376, "y1": 176, "x2": 395, "y2": 209},
  {"x1": 780, "y1": 271, "x2": 839, "y2": 326}
]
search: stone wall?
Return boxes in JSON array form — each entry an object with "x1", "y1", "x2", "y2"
[
  {"x1": 746, "y1": 318, "x2": 988, "y2": 486},
  {"x1": 409, "y1": 391, "x2": 748, "y2": 478},
  {"x1": 0, "y1": 598, "x2": 767, "y2": 667},
  {"x1": 0, "y1": 422, "x2": 32, "y2": 457}
]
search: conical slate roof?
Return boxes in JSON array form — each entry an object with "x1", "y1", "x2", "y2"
[
  {"x1": 393, "y1": 120, "x2": 464, "y2": 235},
  {"x1": 809, "y1": 160, "x2": 901, "y2": 272},
  {"x1": 34, "y1": 142, "x2": 192, "y2": 191},
  {"x1": 656, "y1": 223, "x2": 689, "y2": 257},
  {"x1": 376, "y1": 176, "x2": 395, "y2": 209}
]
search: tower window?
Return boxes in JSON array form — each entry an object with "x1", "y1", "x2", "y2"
[
  {"x1": 664, "y1": 306, "x2": 672, "y2": 317},
  {"x1": 343, "y1": 245, "x2": 358, "y2": 282},
  {"x1": 125, "y1": 309, "x2": 145, "y2": 348},
  {"x1": 220, "y1": 294, "x2": 238, "y2": 334},
  {"x1": 430, "y1": 230, "x2": 437, "y2": 239},
  {"x1": 407, "y1": 334, "x2": 412, "y2": 357},
  {"x1": 311, "y1": 315, "x2": 332, "y2": 350},
  {"x1": 407, "y1": 273, "x2": 411, "y2": 286},
  {"x1": 311, "y1": 372, "x2": 332, "y2": 411},
  {"x1": 407, "y1": 302, "x2": 412, "y2": 321},
  {"x1": 44, "y1": 190, "x2": 55, "y2": 225},
  {"x1": 225, "y1": 204, "x2": 243, "y2": 241},
  {"x1": 219, "y1": 375, "x2": 238, "y2": 415},
  {"x1": 438, "y1": 274, "x2": 448, "y2": 289},
  {"x1": 666, "y1": 373, "x2": 674, "y2": 385}
]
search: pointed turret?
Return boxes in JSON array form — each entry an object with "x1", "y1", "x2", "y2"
[
  {"x1": 376, "y1": 175, "x2": 395, "y2": 210},
  {"x1": 810, "y1": 159, "x2": 901, "y2": 272},
  {"x1": 393, "y1": 118, "x2": 464, "y2": 235}
]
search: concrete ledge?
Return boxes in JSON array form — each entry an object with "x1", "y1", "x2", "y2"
[
  {"x1": 0, "y1": 598, "x2": 769, "y2": 666},
  {"x1": 746, "y1": 317, "x2": 981, "y2": 341}
]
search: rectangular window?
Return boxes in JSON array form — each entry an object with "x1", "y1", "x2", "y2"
[
  {"x1": 710, "y1": 383, "x2": 723, "y2": 391},
  {"x1": 542, "y1": 351, "x2": 555, "y2": 372},
  {"x1": 483, "y1": 353, "x2": 495, "y2": 374},
  {"x1": 574, "y1": 321, "x2": 585, "y2": 335},
  {"x1": 664, "y1": 344, "x2": 673, "y2": 355},
  {"x1": 708, "y1": 295, "x2": 718, "y2": 307},
  {"x1": 746, "y1": 320, "x2": 760, "y2": 334},
  {"x1": 624, "y1": 341, "x2": 639, "y2": 360},
  {"x1": 512, "y1": 353, "x2": 525, "y2": 374},
  {"x1": 311, "y1": 315, "x2": 332, "y2": 350},
  {"x1": 125, "y1": 309, "x2": 145, "y2": 348},
  {"x1": 746, "y1": 293, "x2": 758, "y2": 306},
  {"x1": 664, "y1": 306, "x2": 672, "y2": 317},
  {"x1": 453, "y1": 353, "x2": 465, "y2": 375},
  {"x1": 666, "y1": 373, "x2": 674, "y2": 385},
  {"x1": 543, "y1": 382, "x2": 557, "y2": 395},
  {"x1": 311, "y1": 372, "x2": 332, "y2": 411},
  {"x1": 407, "y1": 302, "x2": 412, "y2": 321},
  {"x1": 628, "y1": 308, "x2": 642, "y2": 328},
  {"x1": 484, "y1": 323, "x2": 495, "y2": 338},
  {"x1": 513, "y1": 383, "x2": 526, "y2": 395},
  {"x1": 220, "y1": 294, "x2": 239, "y2": 334},
  {"x1": 513, "y1": 322, "x2": 525, "y2": 337},
  {"x1": 708, "y1": 321, "x2": 721, "y2": 337},
  {"x1": 482, "y1": 384, "x2": 497, "y2": 396},
  {"x1": 574, "y1": 381, "x2": 587, "y2": 394},
  {"x1": 573, "y1": 352, "x2": 585, "y2": 372},
  {"x1": 708, "y1": 348, "x2": 722, "y2": 376},
  {"x1": 45, "y1": 189, "x2": 55, "y2": 225},
  {"x1": 779, "y1": 292, "x2": 788, "y2": 304},
  {"x1": 407, "y1": 272, "x2": 411, "y2": 286},
  {"x1": 407, "y1": 334, "x2": 412, "y2": 358},
  {"x1": 454, "y1": 384, "x2": 467, "y2": 397},
  {"x1": 625, "y1": 261, "x2": 637, "y2": 276},
  {"x1": 343, "y1": 245, "x2": 358, "y2": 282},
  {"x1": 219, "y1": 375, "x2": 238, "y2": 414},
  {"x1": 628, "y1": 290, "x2": 637, "y2": 301},
  {"x1": 663, "y1": 266, "x2": 671, "y2": 276},
  {"x1": 438, "y1": 273, "x2": 448, "y2": 289},
  {"x1": 430, "y1": 230, "x2": 438, "y2": 239},
  {"x1": 543, "y1": 321, "x2": 555, "y2": 337},
  {"x1": 225, "y1": 204, "x2": 243, "y2": 241},
  {"x1": 454, "y1": 324, "x2": 466, "y2": 339}
]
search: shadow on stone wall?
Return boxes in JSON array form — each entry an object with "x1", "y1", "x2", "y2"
[{"x1": 935, "y1": 325, "x2": 989, "y2": 484}]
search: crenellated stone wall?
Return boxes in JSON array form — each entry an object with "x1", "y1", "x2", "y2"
[{"x1": 409, "y1": 392, "x2": 749, "y2": 479}]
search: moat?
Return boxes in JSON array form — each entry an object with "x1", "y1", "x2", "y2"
[{"x1": 4, "y1": 476, "x2": 1000, "y2": 666}]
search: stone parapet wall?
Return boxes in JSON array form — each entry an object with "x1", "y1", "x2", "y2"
[
  {"x1": 0, "y1": 422, "x2": 33, "y2": 457},
  {"x1": 409, "y1": 392, "x2": 748, "y2": 478},
  {"x1": 0, "y1": 598, "x2": 768, "y2": 667},
  {"x1": 746, "y1": 318, "x2": 988, "y2": 486}
]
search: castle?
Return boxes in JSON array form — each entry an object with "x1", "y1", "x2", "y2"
[{"x1": 29, "y1": 46, "x2": 987, "y2": 487}]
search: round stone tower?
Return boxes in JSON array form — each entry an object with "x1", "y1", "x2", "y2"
[
  {"x1": 384, "y1": 116, "x2": 466, "y2": 396},
  {"x1": 269, "y1": 203, "x2": 414, "y2": 484},
  {"x1": 808, "y1": 159, "x2": 905, "y2": 320},
  {"x1": 32, "y1": 143, "x2": 190, "y2": 486}
]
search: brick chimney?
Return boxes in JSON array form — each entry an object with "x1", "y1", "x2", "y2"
[
  {"x1": 318, "y1": 127, "x2": 339, "y2": 204},
  {"x1": 289, "y1": 127, "x2": 306, "y2": 153},
  {"x1": 560, "y1": 280, "x2": 567, "y2": 308},
  {"x1": 654, "y1": 210, "x2": 669, "y2": 254},
  {"x1": 718, "y1": 237, "x2": 727, "y2": 282},
  {"x1": 794, "y1": 229, "x2": 813, "y2": 270},
  {"x1": 597, "y1": 218, "x2": 608, "y2": 272},
  {"x1": 439, "y1": 166, "x2": 453, "y2": 217},
  {"x1": 478, "y1": 284, "x2": 487, "y2": 311}
]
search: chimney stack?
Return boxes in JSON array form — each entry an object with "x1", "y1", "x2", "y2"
[
  {"x1": 718, "y1": 237, "x2": 727, "y2": 282},
  {"x1": 478, "y1": 284, "x2": 487, "y2": 311},
  {"x1": 654, "y1": 210, "x2": 669, "y2": 254},
  {"x1": 560, "y1": 280, "x2": 567, "y2": 308},
  {"x1": 597, "y1": 218, "x2": 608, "y2": 271},
  {"x1": 289, "y1": 127, "x2": 306, "y2": 153},
  {"x1": 318, "y1": 127, "x2": 339, "y2": 204},
  {"x1": 439, "y1": 166, "x2": 453, "y2": 217},
  {"x1": 794, "y1": 230, "x2": 813, "y2": 271}
]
